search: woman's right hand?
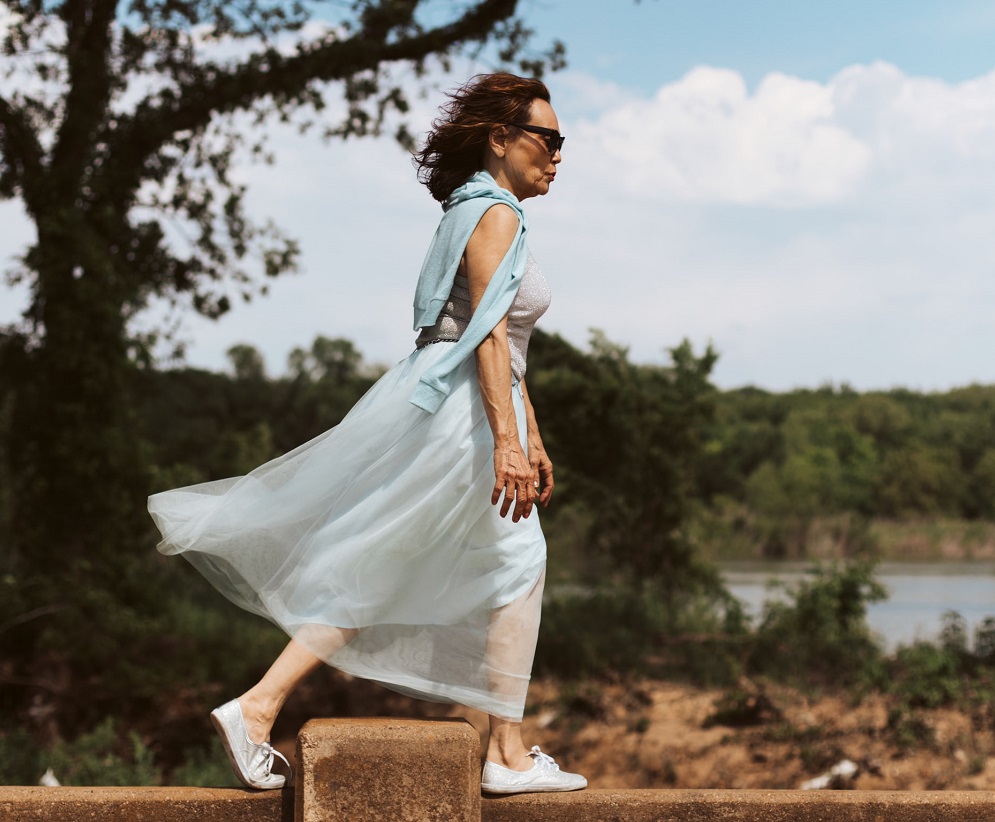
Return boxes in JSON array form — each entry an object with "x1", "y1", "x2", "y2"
[{"x1": 492, "y1": 436, "x2": 538, "y2": 522}]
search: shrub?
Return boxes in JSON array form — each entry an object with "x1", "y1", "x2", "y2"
[
  {"x1": 0, "y1": 727, "x2": 43, "y2": 785},
  {"x1": 887, "y1": 705, "x2": 935, "y2": 751},
  {"x1": 890, "y1": 644, "x2": 963, "y2": 709},
  {"x1": 535, "y1": 583, "x2": 744, "y2": 685},
  {"x1": 169, "y1": 737, "x2": 240, "y2": 787},
  {"x1": 746, "y1": 561, "x2": 887, "y2": 687},
  {"x1": 0, "y1": 718, "x2": 161, "y2": 786}
]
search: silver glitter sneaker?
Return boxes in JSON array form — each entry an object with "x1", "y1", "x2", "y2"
[
  {"x1": 481, "y1": 745, "x2": 588, "y2": 794},
  {"x1": 210, "y1": 699, "x2": 292, "y2": 790}
]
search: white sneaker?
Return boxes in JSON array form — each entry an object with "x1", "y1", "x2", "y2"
[
  {"x1": 210, "y1": 699, "x2": 291, "y2": 790},
  {"x1": 481, "y1": 746, "x2": 588, "y2": 794}
]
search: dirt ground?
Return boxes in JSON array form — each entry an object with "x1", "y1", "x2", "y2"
[
  {"x1": 515, "y1": 679, "x2": 995, "y2": 791},
  {"x1": 277, "y1": 673, "x2": 995, "y2": 792}
]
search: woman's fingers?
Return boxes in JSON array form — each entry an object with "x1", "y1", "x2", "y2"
[
  {"x1": 531, "y1": 454, "x2": 554, "y2": 507},
  {"x1": 493, "y1": 445, "x2": 535, "y2": 520},
  {"x1": 539, "y1": 480, "x2": 553, "y2": 507}
]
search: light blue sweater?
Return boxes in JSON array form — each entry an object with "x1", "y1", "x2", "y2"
[{"x1": 409, "y1": 170, "x2": 530, "y2": 413}]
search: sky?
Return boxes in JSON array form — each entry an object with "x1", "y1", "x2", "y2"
[{"x1": 2, "y1": 0, "x2": 995, "y2": 390}]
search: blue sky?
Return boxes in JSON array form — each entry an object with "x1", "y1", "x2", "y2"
[
  {"x1": 2, "y1": 1, "x2": 995, "y2": 390},
  {"x1": 524, "y1": 0, "x2": 995, "y2": 89}
]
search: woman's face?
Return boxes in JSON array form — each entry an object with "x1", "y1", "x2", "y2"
[{"x1": 488, "y1": 99, "x2": 562, "y2": 201}]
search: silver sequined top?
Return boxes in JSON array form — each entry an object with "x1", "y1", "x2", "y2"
[{"x1": 415, "y1": 251, "x2": 551, "y2": 381}]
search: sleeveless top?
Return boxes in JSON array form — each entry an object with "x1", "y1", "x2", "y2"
[{"x1": 415, "y1": 251, "x2": 550, "y2": 382}]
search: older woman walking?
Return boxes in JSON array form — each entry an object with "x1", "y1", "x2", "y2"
[{"x1": 148, "y1": 72, "x2": 586, "y2": 796}]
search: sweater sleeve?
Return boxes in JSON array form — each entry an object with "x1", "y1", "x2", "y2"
[
  {"x1": 407, "y1": 170, "x2": 530, "y2": 413},
  {"x1": 409, "y1": 209, "x2": 528, "y2": 413}
]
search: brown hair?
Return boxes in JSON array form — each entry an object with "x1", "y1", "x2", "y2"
[{"x1": 415, "y1": 73, "x2": 551, "y2": 202}]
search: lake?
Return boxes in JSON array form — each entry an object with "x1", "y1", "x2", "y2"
[{"x1": 722, "y1": 561, "x2": 995, "y2": 651}]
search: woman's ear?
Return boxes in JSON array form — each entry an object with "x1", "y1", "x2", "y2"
[{"x1": 488, "y1": 125, "x2": 512, "y2": 158}]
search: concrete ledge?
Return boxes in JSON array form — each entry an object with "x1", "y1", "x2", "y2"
[
  {"x1": 296, "y1": 717, "x2": 480, "y2": 822},
  {"x1": 0, "y1": 786, "x2": 291, "y2": 822},
  {"x1": 482, "y1": 789, "x2": 995, "y2": 821}
]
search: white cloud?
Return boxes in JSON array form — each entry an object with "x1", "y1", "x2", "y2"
[
  {"x1": 536, "y1": 64, "x2": 995, "y2": 388},
  {"x1": 4, "y1": 61, "x2": 995, "y2": 392},
  {"x1": 574, "y1": 66, "x2": 872, "y2": 206}
]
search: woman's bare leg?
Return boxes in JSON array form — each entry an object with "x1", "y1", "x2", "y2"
[
  {"x1": 482, "y1": 570, "x2": 546, "y2": 771},
  {"x1": 237, "y1": 627, "x2": 356, "y2": 743},
  {"x1": 486, "y1": 716, "x2": 532, "y2": 770}
]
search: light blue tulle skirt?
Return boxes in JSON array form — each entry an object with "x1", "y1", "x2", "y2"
[{"x1": 148, "y1": 343, "x2": 546, "y2": 720}]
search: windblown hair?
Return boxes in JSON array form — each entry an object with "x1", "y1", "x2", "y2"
[{"x1": 415, "y1": 73, "x2": 551, "y2": 202}]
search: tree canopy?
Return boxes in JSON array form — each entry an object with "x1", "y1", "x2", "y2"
[
  {"x1": 0, "y1": 0, "x2": 563, "y2": 736},
  {"x1": 0, "y1": 0, "x2": 563, "y2": 331},
  {"x1": 0, "y1": 0, "x2": 563, "y2": 548}
]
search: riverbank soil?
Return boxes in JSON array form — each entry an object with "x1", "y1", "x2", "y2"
[
  {"x1": 275, "y1": 673, "x2": 995, "y2": 791},
  {"x1": 515, "y1": 679, "x2": 995, "y2": 790}
]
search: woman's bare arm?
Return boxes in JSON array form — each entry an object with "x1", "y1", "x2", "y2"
[
  {"x1": 463, "y1": 204, "x2": 537, "y2": 522},
  {"x1": 520, "y1": 378, "x2": 553, "y2": 508}
]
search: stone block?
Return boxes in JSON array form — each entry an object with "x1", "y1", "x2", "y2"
[
  {"x1": 0, "y1": 786, "x2": 289, "y2": 822},
  {"x1": 481, "y1": 789, "x2": 995, "y2": 822},
  {"x1": 295, "y1": 717, "x2": 480, "y2": 822}
]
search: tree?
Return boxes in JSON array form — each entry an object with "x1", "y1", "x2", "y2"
[
  {"x1": 528, "y1": 330, "x2": 720, "y2": 599},
  {"x1": 0, "y1": 0, "x2": 562, "y2": 730}
]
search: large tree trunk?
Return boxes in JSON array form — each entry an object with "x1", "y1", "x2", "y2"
[
  {"x1": 13, "y1": 230, "x2": 148, "y2": 561},
  {"x1": 1, "y1": 216, "x2": 155, "y2": 732}
]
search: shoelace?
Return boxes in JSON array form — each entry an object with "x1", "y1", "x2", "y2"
[
  {"x1": 253, "y1": 737, "x2": 293, "y2": 783},
  {"x1": 528, "y1": 745, "x2": 559, "y2": 770}
]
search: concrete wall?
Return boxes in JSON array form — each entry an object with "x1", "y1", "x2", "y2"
[{"x1": 3, "y1": 719, "x2": 995, "y2": 821}]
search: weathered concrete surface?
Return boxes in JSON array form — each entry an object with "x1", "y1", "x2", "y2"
[
  {"x1": 482, "y1": 789, "x2": 995, "y2": 821},
  {"x1": 0, "y1": 786, "x2": 291, "y2": 821},
  {"x1": 295, "y1": 717, "x2": 480, "y2": 822}
]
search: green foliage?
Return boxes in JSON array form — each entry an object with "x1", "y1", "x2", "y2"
[
  {"x1": 0, "y1": 727, "x2": 43, "y2": 785},
  {"x1": 8, "y1": 317, "x2": 995, "y2": 770},
  {"x1": 536, "y1": 581, "x2": 745, "y2": 686},
  {"x1": 169, "y1": 738, "x2": 240, "y2": 788},
  {"x1": 746, "y1": 561, "x2": 887, "y2": 687},
  {"x1": 876, "y1": 445, "x2": 964, "y2": 517},
  {"x1": 705, "y1": 688, "x2": 781, "y2": 728},
  {"x1": 890, "y1": 642, "x2": 963, "y2": 709},
  {"x1": 528, "y1": 330, "x2": 719, "y2": 597},
  {"x1": 48, "y1": 719, "x2": 160, "y2": 787},
  {"x1": 887, "y1": 705, "x2": 936, "y2": 751},
  {"x1": 536, "y1": 587, "x2": 673, "y2": 680},
  {"x1": 0, "y1": 0, "x2": 565, "y2": 743},
  {"x1": 0, "y1": 719, "x2": 159, "y2": 787},
  {"x1": 694, "y1": 383, "x2": 995, "y2": 560},
  {"x1": 974, "y1": 617, "x2": 995, "y2": 663}
]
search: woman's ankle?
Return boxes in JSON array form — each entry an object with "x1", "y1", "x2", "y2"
[
  {"x1": 485, "y1": 734, "x2": 531, "y2": 770},
  {"x1": 487, "y1": 717, "x2": 532, "y2": 770},
  {"x1": 236, "y1": 691, "x2": 279, "y2": 743}
]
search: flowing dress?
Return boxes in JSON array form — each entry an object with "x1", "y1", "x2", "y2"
[{"x1": 148, "y1": 252, "x2": 551, "y2": 721}]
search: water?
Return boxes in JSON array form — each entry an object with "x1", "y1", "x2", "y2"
[{"x1": 722, "y1": 561, "x2": 995, "y2": 651}]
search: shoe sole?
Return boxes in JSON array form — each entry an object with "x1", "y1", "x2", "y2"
[
  {"x1": 210, "y1": 708, "x2": 284, "y2": 791},
  {"x1": 481, "y1": 781, "x2": 588, "y2": 794}
]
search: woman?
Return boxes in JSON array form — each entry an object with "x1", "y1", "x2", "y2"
[{"x1": 148, "y1": 73, "x2": 586, "y2": 796}]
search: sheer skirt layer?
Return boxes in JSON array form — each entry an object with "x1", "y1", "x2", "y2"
[{"x1": 148, "y1": 343, "x2": 546, "y2": 720}]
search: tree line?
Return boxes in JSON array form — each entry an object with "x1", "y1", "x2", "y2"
[
  {"x1": 5, "y1": 324, "x2": 995, "y2": 775},
  {"x1": 694, "y1": 380, "x2": 995, "y2": 559}
]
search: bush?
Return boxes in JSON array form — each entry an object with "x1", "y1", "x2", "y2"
[
  {"x1": 169, "y1": 737, "x2": 240, "y2": 787},
  {"x1": 889, "y1": 642, "x2": 963, "y2": 708},
  {"x1": 535, "y1": 583, "x2": 744, "y2": 685},
  {"x1": 887, "y1": 705, "x2": 936, "y2": 751},
  {"x1": 746, "y1": 561, "x2": 887, "y2": 687},
  {"x1": 0, "y1": 718, "x2": 160, "y2": 786}
]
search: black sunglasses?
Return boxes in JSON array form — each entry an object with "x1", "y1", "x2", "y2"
[{"x1": 508, "y1": 123, "x2": 565, "y2": 155}]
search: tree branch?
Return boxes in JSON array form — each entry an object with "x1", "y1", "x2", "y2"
[
  {"x1": 116, "y1": 0, "x2": 517, "y2": 191},
  {"x1": 48, "y1": 0, "x2": 119, "y2": 202},
  {"x1": 0, "y1": 93, "x2": 46, "y2": 210}
]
